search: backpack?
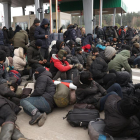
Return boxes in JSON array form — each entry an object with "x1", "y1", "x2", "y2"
[
  {"x1": 88, "y1": 119, "x2": 137, "y2": 140},
  {"x1": 53, "y1": 83, "x2": 70, "y2": 107},
  {"x1": 65, "y1": 108, "x2": 99, "y2": 127},
  {"x1": 67, "y1": 68, "x2": 79, "y2": 81},
  {"x1": 9, "y1": 70, "x2": 22, "y2": 85}
]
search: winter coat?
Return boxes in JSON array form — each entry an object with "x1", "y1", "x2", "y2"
[
  {"x1": 73, "y1": 76, "x2": 106, "y2": 108},
  {"x1": 3, "y1": 29, "x2": 10, "y2": 45},
  {"x1": 30, "y1": 70, "x2": 56, "y2": 110},
  {"x1": 34, "y1": 19, "x2": 50, "y2": 49},
  {"x1": 0, "y1": 29, "x2": 4, "y2": 45},
  {"x1": 75, "y1": 53, "x2": 85, "y2": 65},
  {"x1": 125, "y1": 28, "x2": 134, "y2": 40},
  {"x1": 86, "y1": 52, "x2": 93, "y2": 70},
  {"x1": 0, "y1": 63, "x2": 9, "y2": 84},
  {"x1": 97, "y1": 28, "x2": 104, "y2": 40},
  {"x1": 29, "y1": 24, "x2": 38, "y2": 42},
  {"x1": 27, "y1": 40, "x2": 43, "y2": 66},
  {"x1": 13, "y1": 30, "x2": 28, "y2": 49},
  {"x1": 90, "y1": 56, "x2": 108, "y2": 83},
  {"x1": 104, "y1": 94, "x2": 140, "y2": 139},
  {"x1": 96, "y1": 44, "x2": 106, "y2": 51},
  {"x1": 82, "y1": 35, "x2": 93, "y2": 46},
  {"x1": 65, "y1": 25, "x2": 77, "y2": 42},
  {"x1": 8, "y1": 30, "x2": 14, "y2": 40},
  {"x1": 13, "y1": 47, "x2": 26, "y2": 71},
  {"x1": 50, "y1": 54, "x2": 71, "y2": 78},
  {"x1": 0, "y1": 45, "x2": 11, "y2": 57},
  {"x1": 108, "y1": 50, "x2": 132, "y2": 77},
  {"x1": 76, "y1": 28, "x2": 82, "y2": 38},
  {"x1": 132, "y1": 46, "x2": 140, "y2": 56}
]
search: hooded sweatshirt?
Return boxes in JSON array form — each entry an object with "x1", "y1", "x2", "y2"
[{"x1": 34, "y1": 18, "x2": 50, "y2": 49}]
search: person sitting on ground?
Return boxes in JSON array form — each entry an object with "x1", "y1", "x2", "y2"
[
  {"x1": 66, "y1": 40, "x2": 76, "y2": 55},
  {"x1": 104, "y1": 94, "x2": 140, "y2": 139},
  {"x1": 50, "y1": 50, "x2": 73, "y2": 80},
  {"x1": 108, "y1": 48, "x2": 132, "y2": 81},
  {"x1": 13, "y1": 47, "x2": 29, "y2": 76},
  {"x1": 90, "y1": 48, "x2": 116, "y2": 89},
  {"x1": 0, "y1": 95, "x2": 30, "y2": 140},
  {"x1": 20, "y1": 67, "x2": 56, "y2": 127},
  {"x1": 73, "y1": 71, "x2": 123, "y2": 112}
]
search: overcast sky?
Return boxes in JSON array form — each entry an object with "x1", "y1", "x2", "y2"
[{"x1": 0, "y1": 0, "x2": 139, "y2": 22}]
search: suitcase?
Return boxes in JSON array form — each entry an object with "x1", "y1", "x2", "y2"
[{"x1": 65, "y1": 108, "x2": 99, "y2": 127}]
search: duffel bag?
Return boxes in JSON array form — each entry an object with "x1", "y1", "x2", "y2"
[
  {"x1": 54, "y1": 83, "x2": 70, "y2": 108},
  {"x1": 88, "y1": 119, "x2": 137, "y2": 140},
  {"x1": 65, "y1": 108, "x2": 99, "y2": 127},
  {"x1": 74, "y1": 103, "x2": 95, "y2": 109}
]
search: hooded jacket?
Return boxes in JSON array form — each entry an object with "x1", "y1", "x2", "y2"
[
  {"x1": 27, "y1": 40, "x2": 43, "y2": 65},
  {"x1": 30, "y1": 70, "x2": 56, "y2": 110},
  {"x1": 108, "y1": 50, "x2": 132, "y2": 77},
  {"x1": 73, "y1": 76, "x2": 106, "y2": 108},
  {"x1": 50, "y1": 54, "x2": 71, "y2": 78},
  {"x1": 82, "y1": 34, "x2": 93, "y2": 46},
  {"x1": 104, "y1": 94, "x2": 140, "y2": 139},
  {"x1": 13, "y1": 30, "x2": 28, "y2": 49},
  {"x1": 34, "y1": 18, "x2": 50, "y2": 49},
  {"x1": 13, "y1": 47, "x2": 26, "y2": 71}
]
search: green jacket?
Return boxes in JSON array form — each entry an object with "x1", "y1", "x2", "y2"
[{"x1": 108, "y1": 50, "x2": 132, "y2": 74}]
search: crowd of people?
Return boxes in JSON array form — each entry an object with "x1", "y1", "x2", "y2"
[{"x1": 0, "y1": 17, "x2": 140, "y2": 139}]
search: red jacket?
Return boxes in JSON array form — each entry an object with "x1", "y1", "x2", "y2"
[
  {"x1": 82, "y1": 44, "x2": 91, "y2": 52},
  {"x1": 50, "y1": 54, "x2": 71, "y2": 77}
]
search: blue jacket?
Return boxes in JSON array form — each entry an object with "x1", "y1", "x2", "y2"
[
  {"x1": 34, "y1": 19, "x2": 50, "y2": 49},
  {"x1": 96, "y1": 44, "x2": 106, "y2": 51},
  {"x1": 0, "y1": 64, "x2": 9, "y2": 84},
  {"x1": 65, "y1": 25, "x2": 76, "y2": 42},
  {"x1": 82, "y1": 35, "x2": 93, "y2": 46}
]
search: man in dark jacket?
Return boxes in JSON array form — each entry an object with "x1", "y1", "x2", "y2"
[
  {"x1": 125, "y1": 27, "x2": 134, "y2": 46},
  {"x1": 82, "y1": 34, "x2": 93, "y2": 47},
  {"x1": 104, "y1": 94, "x2": 140, "y2": 139},
  {"x1": 20, "y1": 67, "x2": 56, "y2": 127},
  {"x1": 29, "y1": 18, "x2": 40, "y2": 42},
  {"x1": 2, "y1": 26, "x2": 10, "y2": 45},
  {"x1": 0, "y1": 95, "x2": 30, "y2": 140},
  {"x1": 34, "y1": 18, "x2": 50, "y2": 59},
  {"x1": 8, "y1": 27, "x2": 14, "y2": 40},
  {"x1": 73, "y1": 71, "x2": 122, "y2": 111}
]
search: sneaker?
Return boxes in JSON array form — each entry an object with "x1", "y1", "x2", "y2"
[
  {"x1": 38, "y1": 113, "x2": 47, "y2": 127},
  {"x1": 29, "y1": 112, "x2": 43, "y2": 125}
]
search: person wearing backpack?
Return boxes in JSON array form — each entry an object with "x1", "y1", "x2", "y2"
[
  {"x1": 104, "y1": 94, "x2": 140, "y2": 139},
  {"x1": 20, "y1": 67, "x2": 56, "y2": 127},
  {"x1": 73, "y1": 71, "x2": 123, "y2": 112}
]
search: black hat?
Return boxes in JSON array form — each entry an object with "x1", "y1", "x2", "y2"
[
  {"x1": 117, "y1": 97, "x2": 140, "y2": 118},
  {"x1": 35, "y1": 39, "x2": 42, "y2": 47},
  {"x1": 92, "y1": 47, "x2": 99, "y2": 53},
  {"x1": 34, "y1": 18, "x2": 40, "y2": 24},
  {"x1": 36, "y1": 67, "x2": 46, "y2": 74},
  {"x1": 0, "y1": 50, "x2": 6, "y2": 61}
]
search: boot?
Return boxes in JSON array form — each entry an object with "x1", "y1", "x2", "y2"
[
  {"x1": 0, "y1": 122, "x2": 14, "y2": 140},
  {"x1": 29, "y1": 111, "x2": 43, "y2": 125},
  {"x1": 38, "y1": 113, "x2": 47, "y2": 127},
  {"x1": 11, "y1": 127, "x2": 30, "y2": 140}
]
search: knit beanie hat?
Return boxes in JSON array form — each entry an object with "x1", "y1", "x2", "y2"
[
  {"x1": 7, "y1": 57, "x2": 13, "y2": 67},
  {"x1": 34, "y1": 18, "x2": 40, "y2": 24},
  {"x1": 76, "y1": 38, "x2": 81, "y2": 45},
  {"x1": 56, "y1": 40, "x2": 64, "y2": 51},
  {"x1": 105, "y1": 46, "x2": 116, "y2": 60},
  {"x1": 92, "y1": 47, "x2": 99, "y2": 53},
  {"x1": 0, "y1": 50, "x2": 6, "y2": 61},
  {"x1": 58, "y1": 50, "x2": 67, "y2": 60},
  {"x1": 133, "y1": 43, "x2": 140, "y2": 48},
  {"x1": 117, "y1": 97, "x2": 140, "y2": 118},
  {"x1": 35, "y1": 39, "x2": 42, "y2": 47},
  {"x1": 36, "y1": 67, "x2": 46, "y2": 74}
]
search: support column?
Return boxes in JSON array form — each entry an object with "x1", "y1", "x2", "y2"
[
  {"x1": 50, "y1": 0, "x2": 53, "y2": 33},
  {"x1": 22, "y1": 7, "x2": 26, "y2": 15},
  {"x1": 39, "y1": 0, "x2": 44, "y2": 21},
  {"x1": 83, "y1": 0, "x2": 93, "y2": 34},
  {"x1": 2, "y1": 1, "x2": 11, "y2": 28},
  {"x1": 99, "y1": 0, "x2": 103, "y2": 27},
  {"x1": 121, "y1": 10, "x2": 123, "y2": 26},
  {"x1": 56, "y1": 0, "x2": 58, "y2": 33},
  {"x1": 34, "y1": 0, "x2": 40, "y2": 20},
  {"x1": 113, "y1": 8, "x2": 116, "y2": 26}
]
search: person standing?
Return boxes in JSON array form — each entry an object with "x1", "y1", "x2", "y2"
[
  {"x1": 29, "y1": 18, "x2": 40, "y2": 42},
  {"x1": 34, "y1": 18, "x2": 50, "y2": 60}
]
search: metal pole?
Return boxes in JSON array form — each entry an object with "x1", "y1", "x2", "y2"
[
  {"x1": 50, "y1": 0, "x2": 53, "y2": 33},
  {"x1": 113, "y1": 8, "x2": 116, "y2": 26},
  {"x1": 56, "y1": 0, "x2": 58, "y2": 33},
  {"x1": 99, "y1": 0, "x2": 103, "y2": 27},
  {"x1": 121, "y1": 9, "x2": 123, "y2": 26},
  {"x1": 34, "y1": 0, "x2": 40, "y2": 20},
  {"x1": 22, "y1": 7, "x2": 25, "y2": 15},
  {"x1": 40, "y1": 0, "x2": 44, "y2": 21}
]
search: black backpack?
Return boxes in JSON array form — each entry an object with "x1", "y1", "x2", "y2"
[
  {"x1": 67, "y1": 68, "x2": 79, "y2": 81},
  {"x1": 64, "y1": 108, "x2": 100, "y2": 127}
]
